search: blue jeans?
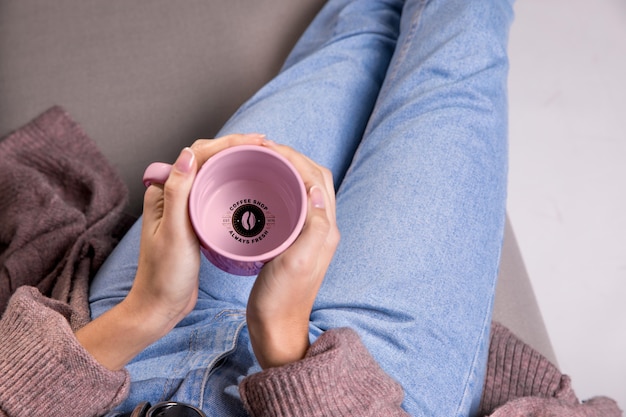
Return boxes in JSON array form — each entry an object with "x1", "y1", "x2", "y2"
[{"x1": 90, "y1": 0, "x2": 514, "y2": 415}]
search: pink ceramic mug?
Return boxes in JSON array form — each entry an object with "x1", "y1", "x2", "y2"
[{"x1": 143, "y1": 145, "x2": 307, "y2": 276}]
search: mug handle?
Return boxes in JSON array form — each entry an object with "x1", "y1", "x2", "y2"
[{"x1": 143, "y1": 162, "x2": 173, "y2": 187}]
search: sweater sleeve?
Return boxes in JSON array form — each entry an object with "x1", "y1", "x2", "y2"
[
  {"x1": 239, "y1": 327, "x2": 410, "y2": 417},
  {"x1": 0, "y1": 286, "x2": 130, "y2": 417},
  {"x1": 482, "y1": 322, "x2": 622, "y2": 417}
]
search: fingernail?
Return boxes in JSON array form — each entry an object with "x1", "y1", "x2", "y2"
[
  {"x1": 174, "y1": 147, "x2": 195, "y2": 174},
  {"x1": 309, "y1": 186, "x2": 325, "y2": 209}
]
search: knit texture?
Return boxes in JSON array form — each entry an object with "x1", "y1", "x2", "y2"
[
  {"x1": 240, "y1": 327, "x2": 409, "y2": 417},
  {"x1": 0, "y1": 107, "x2": 622, "y2": 417},
  {"x1": 480, "y1": 322, "x2": 622, "y2": 416},
  {"x1": 241, "y1": 323, "x2": 623, "y2": 417},
  {"x1": 0, "y1": 286, "x2": 130, "y2": 417},
  {"x1": 0, "y1": 106, "x2": 129, "y2": 328}
]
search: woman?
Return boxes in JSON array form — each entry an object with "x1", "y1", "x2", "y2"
[{"x1": 1, "y1": 0, "x2": 513, "y2": 415}]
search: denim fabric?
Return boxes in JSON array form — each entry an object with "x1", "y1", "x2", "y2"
[{"x1": 90, "y1": 0, "x2": 514, "y2": 415}]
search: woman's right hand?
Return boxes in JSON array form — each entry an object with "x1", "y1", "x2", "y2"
[
  {"x1": 129, "y1": 134, "x2": 268, "y2": 331},
  {"x1": 76, "y1": 133, "x2": 266, "y2": 371}
]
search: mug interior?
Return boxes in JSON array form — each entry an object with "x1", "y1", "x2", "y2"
[{"x1": 189, "y1": 146, "x2": 306, "y2": 260}]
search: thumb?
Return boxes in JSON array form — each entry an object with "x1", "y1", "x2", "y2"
[
  {"x1": 160, "y1": 147, "x2": 197, "y2": 235},
  {"x1": 143, "y1": 148, "x2": 197, "y2": 238}
]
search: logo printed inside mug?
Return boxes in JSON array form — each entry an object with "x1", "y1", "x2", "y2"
[
  {"x1": 222, "y1": 199, "x2": 276, "y2": 244},
  {"x1": 232, "y1": 204, "x2": 266, "y2": 237}
]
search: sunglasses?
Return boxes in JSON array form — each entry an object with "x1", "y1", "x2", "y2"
[{"x1": 121, "y1": 401, "x2": 206, "y2": 417}]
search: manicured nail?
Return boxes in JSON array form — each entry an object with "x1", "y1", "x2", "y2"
[
  {"x1": 174, "y1": 147, "x2": 195, "y2": 174},
  {"x1": 309, "y1": 186, "x2": 325, "y2": 209}
]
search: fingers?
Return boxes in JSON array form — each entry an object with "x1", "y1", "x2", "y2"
[
  {"x1": 191, "y1": 133, "x2": 266, "y2": 166},
  {"x1": 160, "y1": 148, "x2": 197, "y2": 236},
  {"x1": 143, "y1": 133, "x2": 264, "y2": 230},
  {"x1": 259, "y1": 140, "x2": 339, "y2": 261},
  {"x1": 292, "y1": 185, "x2": 339, "y2": 267},
  {"x1": 142, "y1": 148, "x2": 197, "y2": 239},
  {"x1": 259, "y1": 141, "x2": 340, "y2": 292},
  {"x1": 274, "y1": 186, "x2": 339, "y2": 285},
  {"x1": 261, "y1": 141, "x2": 337, "y2": 216}
]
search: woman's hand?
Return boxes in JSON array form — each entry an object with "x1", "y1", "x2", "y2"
[
  {"x1": 76, "y1": 133, "x2": 265, "y2": 371},
  {"x1": 128, "y1": 133, "x2": 267, "y2": 329},
  {"x1": 246, "y1": 142, "x2": 340, "y2": 369}
]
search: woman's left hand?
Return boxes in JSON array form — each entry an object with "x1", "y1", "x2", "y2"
[{"x1": 245, "y1": 142, "x2": 340, "y2": 369}]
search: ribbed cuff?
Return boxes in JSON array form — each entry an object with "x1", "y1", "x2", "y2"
[
  {"x1": 479, "y1": 321, "x2": 563, "y2": 415},
  {"x1": 482, "y1": 322, "x2": 623, "y2": 416},
  {"x1": 239, "y1": 327, "x2": 408, "y2": 417},
  {"x1": 0, "y1": 287, "x2": 129, "y2": 417}
]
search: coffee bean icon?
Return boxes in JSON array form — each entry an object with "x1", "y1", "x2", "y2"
[{"x1": 232, "y1": 204, "x2": 266, "y2": 238}]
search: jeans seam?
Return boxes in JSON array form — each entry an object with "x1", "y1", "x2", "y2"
[
  {"x1": 198, "y1": 318, "x2": 247, "y2": 410},
  {"x1": 454, "y1": 290, "x2": 497, "y2": 416},
  {"x1": 381, "y1": 0, "x2": 428, "y2": 94},
  {"x1": 214, "y1": 309, "x2": 246, "y2": 320}
]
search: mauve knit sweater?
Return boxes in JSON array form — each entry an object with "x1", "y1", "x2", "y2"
[{"x1": 0, "y1": 107, "x2": 621, "y2": 417}]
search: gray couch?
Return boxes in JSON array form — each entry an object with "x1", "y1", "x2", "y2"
[{"x1": 0, "y1": 0, "x2": 556, "y2": 364}]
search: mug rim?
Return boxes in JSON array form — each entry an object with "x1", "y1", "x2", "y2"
[{"x1": 189, "y1": 144, "x2": 307, "y2": 264}]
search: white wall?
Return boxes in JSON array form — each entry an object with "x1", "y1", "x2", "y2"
[{"x1": 507, "y1": 0, "x2": 626, "y2": 410}]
